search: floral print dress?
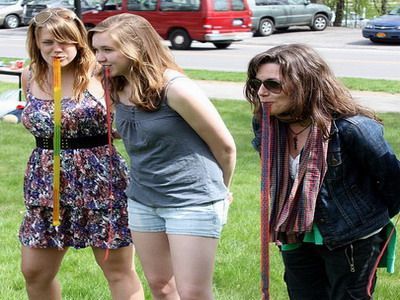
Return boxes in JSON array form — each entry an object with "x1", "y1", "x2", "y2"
[{"x1": 19, "y1": 85, "x2": 132, "y2": 250}]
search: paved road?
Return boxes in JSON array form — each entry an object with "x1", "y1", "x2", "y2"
[
  {"x1": 1, "y1": 26, "x2": 400, "y2": 80},
  {"x1": 171, "y1": 26, "x2": 400, "y2": 80}
]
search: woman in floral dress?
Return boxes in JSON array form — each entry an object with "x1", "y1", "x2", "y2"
[{"x1": 18, "y1": 8, "x2": 143, "y2": 300}]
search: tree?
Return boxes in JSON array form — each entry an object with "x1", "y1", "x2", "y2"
[
  {"x1": 74, "y1": 0, "x2": 82, "y2": 19},
  {"x1": 334, "y1": 0, "x2": 345, "y2": 26}
]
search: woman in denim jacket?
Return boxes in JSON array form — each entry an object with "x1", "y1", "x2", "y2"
[{"x1": 245, "y1": 43, "x2": 400, "y2": 300}]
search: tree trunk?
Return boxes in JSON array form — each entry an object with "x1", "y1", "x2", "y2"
[
  {"x1": 334, "y1": 0, "x2": 345, "y2": 27},
  {"x1": 381, "y1": 0, "x2": 388, "y2": 15}
]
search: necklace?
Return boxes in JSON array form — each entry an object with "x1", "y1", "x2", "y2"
[{"x1": 287, "y1": 124, "x2": 312, "y2": 150}]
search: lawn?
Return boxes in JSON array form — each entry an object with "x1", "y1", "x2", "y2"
[
  {"x1": 1, "y1": 56, "x2": 400, "y2": 94},
  {"x1": 0, "y1": 99, "x2": 399, "y2": 299}
]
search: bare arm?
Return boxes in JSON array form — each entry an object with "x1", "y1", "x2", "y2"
[
  {"x1": 21, "y1": 67, "x2": 30, "y2": 100},
  {"x1": 166, "y1": 75, "x2": 236, "y2": 189}
]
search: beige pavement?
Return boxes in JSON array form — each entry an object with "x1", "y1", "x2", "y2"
[
  {"x1": 196, "y1": 80, "x2": 400, "y2": 113},
  {"x1": 1, "y1": 74, "x2": 399, "y2": 112}
]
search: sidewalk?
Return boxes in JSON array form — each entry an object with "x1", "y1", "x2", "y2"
[
  {"x1": 1, "y1": 74, "x2": 399, "y2": 112},
  {"x1": 196, "y1": 80, "x2": 400, "y2": 113}
]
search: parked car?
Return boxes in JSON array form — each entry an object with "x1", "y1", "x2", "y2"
[
  {"x1": 362, "y1": 6, "x2": 400, "y2": 43},
  {"x1": 22, "y1": 0, "x2": 96, "y2": 25},
  {"x1": 0, "y1": 0, "x2": 28, "y2": 29},
  {"x1": 248, "y1": 0, "x2": 333, "y2": 36},
  {"x1": 82, "y1": 0, "x2": 253, "y2": 50}
]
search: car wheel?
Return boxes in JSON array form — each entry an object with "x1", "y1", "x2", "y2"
[
  {"x1": 258, "y1": 18, "x2": 274, "y2": 36},
  {"x1": 311, "y1": 14, "x2": 328, "y2": 31},
  {"x1": 169, "y1": 29, "x2": 192, "y2": 50},
  {"x1": 213, "y1": 42, "x2": 232, "y2": 49},
  {"x1": 4, "y1": 15, "x2": 20, "y2": 29}
]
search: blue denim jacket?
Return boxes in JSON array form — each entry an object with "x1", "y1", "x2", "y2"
[{"x1": 252, "y1": 115, "x2": 400, "y2": 250}]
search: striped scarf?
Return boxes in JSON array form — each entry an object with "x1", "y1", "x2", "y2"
[{"x1": 269, "y1": 119, "x2": 330, "y2": 244}]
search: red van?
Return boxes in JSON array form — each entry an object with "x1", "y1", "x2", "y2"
[{"x1": 82, "y1": 0, "x2": 253, "y2": 50}]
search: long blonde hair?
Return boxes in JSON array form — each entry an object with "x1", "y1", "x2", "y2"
[
  {"x1": 244, "y1": 44, "x2": 380, "y2": 138},
  {"x1": 88, "y1": 13, "x2": 182, "y2": 111},
  {"x1": 26, "y1": 7, "x2": 95, "y2": 100}
]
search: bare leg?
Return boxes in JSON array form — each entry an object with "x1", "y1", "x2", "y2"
[
  {"x1": 168, "y1": 234, "x2": 219, "y2": 300},
  {"x1": 132, "y1": 232, "x2": 179, "y2": 300},
  {"x1": 93, "y1": 245, "x2": 144, "y2": 300},
  {"x1": 21, "y1": 246, "x2": 67, "y2": 300}
]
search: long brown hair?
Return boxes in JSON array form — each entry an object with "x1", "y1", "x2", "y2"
[
  {"x1": 26, "y1": 7, "x2": 95, "y2": 100},
  {"x1": 244, "y1": 44, "x2": 380, "y2": 138},
  {"x1": 88, "y1": 14, "x2": 182, "y2": 111}
]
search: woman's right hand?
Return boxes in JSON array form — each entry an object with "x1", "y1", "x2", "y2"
[{"x1": 226, "y1": 191, "x2": 233, "y2": 204}]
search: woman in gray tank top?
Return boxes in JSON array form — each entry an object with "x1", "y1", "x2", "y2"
[{"x1": 89, "y1": 14, "x2": 236, "y2": 300}]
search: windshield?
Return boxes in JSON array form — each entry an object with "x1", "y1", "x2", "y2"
[
  {"x1": 26, "y1": 0, "x2": 96, "y2": 5},
  {"x1": 0, "y1": 0, "x2": 18, "y2": 4},
  {"x1": 388, "y1": 7, "x2": 400, "y2": 15}
]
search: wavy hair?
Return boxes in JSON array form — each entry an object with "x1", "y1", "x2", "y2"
[
  {"x1": 88, "y1": 13, "x2": 182, "y2": 111},
  {"x1": 244, "y1": 44, "x2": 380, "y2": 138},
  {"x1": 26, "y1": 7, "x2": 95, "y2": 100}
]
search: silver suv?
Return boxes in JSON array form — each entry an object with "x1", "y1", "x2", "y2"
[
  {"x1": 248, "y1": 0, "x2": 333, "y2": 36},
  {"x1": 0, "y1": 0, "x2": 28, "y2": 28}
]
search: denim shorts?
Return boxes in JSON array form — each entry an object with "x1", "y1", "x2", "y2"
[{"x1": 127, "y1": 198, "x2": 229, "y2": 238}]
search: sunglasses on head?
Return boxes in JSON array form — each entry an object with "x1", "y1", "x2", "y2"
[
  {"x1": 249, "y1": 78, "x2": 283, "y2": 94},
  {"x1": 33, "y1": 10, "x2": 77, "y2": 25}
]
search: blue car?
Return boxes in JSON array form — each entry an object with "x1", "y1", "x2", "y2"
[{"x1": 362, "y1": 6, "x2": 400, "y2": 43}]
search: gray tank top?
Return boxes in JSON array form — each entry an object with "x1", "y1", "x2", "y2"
[{"x1": 114, "y1": 78, "x2": 227, "y2": 207}]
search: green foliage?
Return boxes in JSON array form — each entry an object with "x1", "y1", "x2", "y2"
[
  {"x1": 1, "y1": 101, "x2": 399, "y2": 299},
  {"x1": 1, "y1": 63, "x2": 400, "y2": 94},
  {"x1": 0, "y1": 58, "x2": 29, "y2": 67},
  {"x1": 184, "y1": 69, "x2": 247, "y2": 82},
  {"x1": 339, "y1": 77, "x2": 400, "y2": 94},
  {"x1": 0, "y1": 82, "x2": 19, "y2": 93},
  {"x1": 183, "y1": 69, "x2": 400, "y2": 94}
]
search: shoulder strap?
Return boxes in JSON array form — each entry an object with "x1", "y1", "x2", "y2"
[{"x1": 163, "y1": 76, "x2": 186, "y2": 101}]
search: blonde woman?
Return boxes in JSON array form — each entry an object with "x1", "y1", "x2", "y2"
[
  {"x1": 19, "y1": 8, "x2": 143, "y2": 300},
  {"x1": 89, "y1": 14, "x2": 236, "y2": 300}
]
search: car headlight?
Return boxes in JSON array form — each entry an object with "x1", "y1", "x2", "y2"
[
  {"x1": 364, "y1": 23, "x2": 374, "y2": 29},
  {"x1": 396, "y1": 25, "x2": 400, "y2": 30}
]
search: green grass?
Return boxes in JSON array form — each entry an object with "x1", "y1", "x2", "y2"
[
  {"x1": 183, "y1": 69, "x2": 400, "y2": 94},
  {"x1": 0, "y1": 100, "x2": 399, "y2": 299},
  {"x1": 1, "y1": 56, "x2": 400, "y2": 94}
]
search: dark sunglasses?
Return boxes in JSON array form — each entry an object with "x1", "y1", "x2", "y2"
[{"x1": 249, "y1": 78, "x2": 282, "y2": 94}]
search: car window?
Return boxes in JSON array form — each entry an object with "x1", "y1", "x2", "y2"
[
  {"x1": 388, "y1": 7, "x2": 400, "y2": 15},
  {"x1": 102, "y1": 0, "x2": 123, "y2": 10},
  {"x1": 213, "y1": 0, "x2": 229, "y2": 11},
  {"x1": 160, "y1": 0, "x2": 200, "y2": 11},
  {"x1": 0, "y1": 0, "x2": 18, "y2": 4},
  {"x1": 232, "y1": 0, "x2": 245, "y2": 10},
  {"x1": 29, "y1": 0, "x2": 57, "y2": 3},
  {"x1": 128, "y1": 0, "x2": 156, "y2": 10},
  {"x1": 255, "y1": 0, "x2": 288, "y2": 6},
  {"x1": 288, "y1": 0, "x2": 304, "y2": 5}
]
